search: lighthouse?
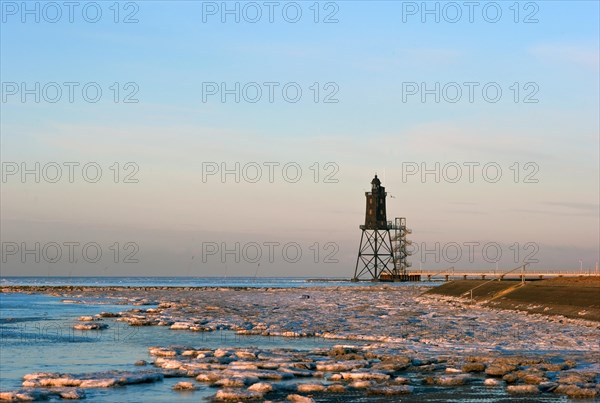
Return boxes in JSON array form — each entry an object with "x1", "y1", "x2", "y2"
[{"x1": 353, "y1": 175, "x2": 414, "y2": 281}]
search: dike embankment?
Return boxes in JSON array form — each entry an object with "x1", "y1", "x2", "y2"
[{"x1": 426, "y1": 276, "x2": 600, "y2": 322}]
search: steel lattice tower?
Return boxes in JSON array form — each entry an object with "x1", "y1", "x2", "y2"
[{"x1": 352, "y1": 175, "x2": 412, "y2": 282}]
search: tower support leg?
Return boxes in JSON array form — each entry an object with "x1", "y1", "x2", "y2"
[{"x1": 354, "y1": 229, "x2": 395, "y2": 281}]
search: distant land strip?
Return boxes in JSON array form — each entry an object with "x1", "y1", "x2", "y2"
[{"x1": 0, "y1": 284, "x2": 418, "y2": 294}]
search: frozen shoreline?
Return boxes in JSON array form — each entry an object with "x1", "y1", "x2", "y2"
[{"x1": 2, "y1": 285, "x2": 599, "y2": 401}]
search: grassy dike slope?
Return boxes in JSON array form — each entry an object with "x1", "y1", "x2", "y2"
[{"x1": 426, "y1": 276, "x2": 600, "y2": 322}]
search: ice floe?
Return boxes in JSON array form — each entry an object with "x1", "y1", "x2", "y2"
[{"x1": 21, "y1": 370, "x2": 163, "y2": 388}]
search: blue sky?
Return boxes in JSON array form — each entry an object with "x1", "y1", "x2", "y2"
[{"x1": 1, "y1": 1, "x2": 598, "y2": 276}]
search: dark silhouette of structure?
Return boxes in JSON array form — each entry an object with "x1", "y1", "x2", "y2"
[{"x1": 353, "y1": 175, "x2": 416, "y2": 281}]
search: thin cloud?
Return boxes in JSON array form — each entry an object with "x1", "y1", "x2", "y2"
[
  {"x1": 357, "y1": 48, "x2": 462, "y2": 72},
  {"x1": 509, "y1": 208, "x2": 598, "y2": 217},
  {"x1": 530, "y1": 43, "x2": 599, "y2": 72},
  {"x1": 543, "y1": 202, "x2": 599, "y2": 212}
]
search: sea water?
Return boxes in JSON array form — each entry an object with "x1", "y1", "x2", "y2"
[{"x1": 1, "y1": 276, "x2": 438, "y2": 288}]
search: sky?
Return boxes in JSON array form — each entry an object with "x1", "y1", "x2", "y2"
[{"x1": 1, "y1": 0, "x2": 599, "y2": 277}]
